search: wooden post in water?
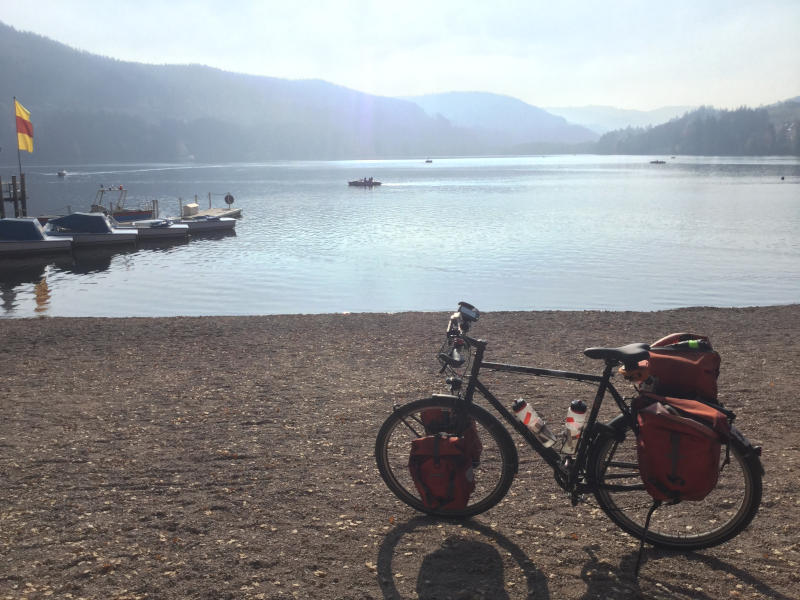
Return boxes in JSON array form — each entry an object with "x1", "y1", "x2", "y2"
[
  {"x1": 11, "y1": 175, "x2": 20, "y2": 218},
  {"x1": 208, "y1": 192, "x2": 212, "y2": 209},
  {"x1": 0, "y1": 174, "x2": 28, "y2": 217},
  {"x1": 20, "y1": 173, "x2": 27, "y2": 217}
]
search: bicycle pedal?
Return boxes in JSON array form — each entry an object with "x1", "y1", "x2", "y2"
[{"x1": 570, "y1": 493, "x2": 588, "y2": 506}]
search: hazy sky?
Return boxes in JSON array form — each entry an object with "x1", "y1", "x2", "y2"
[{"x1": 2, "y1": 0, "x2": 799, "y2": 110}]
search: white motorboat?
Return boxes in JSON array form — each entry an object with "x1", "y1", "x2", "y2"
[
  {"x1": 0, "y1": 218, "x2": 73, "y2": 256},
  {"x1": 177, "y1": 215, "x2": 236, "y2": 233},
  {"x1": 115, "y1": 219, "x2": 190, "y2": 240}
]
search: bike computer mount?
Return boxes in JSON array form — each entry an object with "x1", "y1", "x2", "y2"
[{"x1": 458, "y1": 301, "x2": 480, "y2": 322}]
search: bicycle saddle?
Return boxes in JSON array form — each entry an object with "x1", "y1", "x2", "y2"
[{"x1": 583, "y1": 343, "x2": 650, "y2": 364}]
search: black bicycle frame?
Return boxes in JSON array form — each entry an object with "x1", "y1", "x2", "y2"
[{"x1": 459, "y1": 334, "x2": 633, "y2": 496}]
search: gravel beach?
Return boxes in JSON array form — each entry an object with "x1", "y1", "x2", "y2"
[{"x1": 1, "y1": 305, "x2": 798, "y2": 599}]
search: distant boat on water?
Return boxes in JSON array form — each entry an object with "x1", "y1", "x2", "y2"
[
  {"x1": 650, "y1": 160, "x2": 667, "y2": 164},
  {"x1": 425, "y1": 159, "x2": 433, "y2": 163},
  {"x1": 348, "y1": 178, "x2": 381, "y2": 187},
  {"x1": 57, "y1": 170, "x2": 67, "y2": 177}
]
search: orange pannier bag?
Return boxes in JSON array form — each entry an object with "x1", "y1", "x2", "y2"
[
  {"x1": 620, "y1": 333, "x2": 721, "y2": 402},
  {"x1": 634, "y1": 392, "x2": 732, "y2": 501}
]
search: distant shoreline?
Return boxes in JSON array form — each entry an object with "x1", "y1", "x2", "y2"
[{"x1": 2, "y1": 302, "x2": 800, "y2": 323}]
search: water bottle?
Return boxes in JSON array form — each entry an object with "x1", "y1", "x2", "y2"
[
  {"x1": 512, "y1": 399, "x2": 557, "y2": 447},
  {"x1": 561, "y1": 400, "x2": 588, "y2": 455}
]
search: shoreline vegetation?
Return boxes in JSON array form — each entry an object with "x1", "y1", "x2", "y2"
[{"x1": 1, "y1": 305, "x2": 798, "y2": 598}]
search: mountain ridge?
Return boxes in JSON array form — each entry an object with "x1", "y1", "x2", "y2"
[
  {"x1": 403, "y1": 91, "x2": 598, "y2": 145},
  {"x1": 0, "y1": 21, "x2": 797, "y2": 162},
  {"x1": 0, "y1": 22, "x2": 482, "y2": 162},
  {"x1": 543, "y1": 105, "x2": 696, "y2": 134}
]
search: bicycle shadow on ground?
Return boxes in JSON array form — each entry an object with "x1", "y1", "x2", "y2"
[
  {"x1": 377, "y1": 516, "x2": 549, "y2": 600},
  {"x1": 578, "y1": 545, "x2": 642, "y2": 599},
  {"x1": 579, "y1": 545, "x2": 794, "y2": 600}
]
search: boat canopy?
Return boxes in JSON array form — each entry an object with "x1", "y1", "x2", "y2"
[
  {"x1": 0, "y1": 218, "x2": 47, "y2": 241},
  {"x1": 47, "y1": 212, "x2": 114, "y2": 234}
]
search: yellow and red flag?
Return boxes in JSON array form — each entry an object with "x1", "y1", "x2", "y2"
[{"x1": 15, "y1": 99, "x2": 33, "y2": 153}]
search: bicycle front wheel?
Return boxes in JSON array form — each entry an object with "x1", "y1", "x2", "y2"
[
  {"x1": 588, "y1": 420, "x2": 762, "y2": 550},
  {"x1": 375, "y1": 396, "x2": 518, "y2": 518}
]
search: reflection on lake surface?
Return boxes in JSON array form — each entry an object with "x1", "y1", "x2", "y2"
[{"x1": 1, "y1": 155, "x2": 798, "y2": 318}]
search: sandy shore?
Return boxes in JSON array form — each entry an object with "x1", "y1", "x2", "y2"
[{"x1": 1, "y1": 305, "x2": 798, "y2": 599}]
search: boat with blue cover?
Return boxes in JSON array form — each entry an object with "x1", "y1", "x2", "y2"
[
  {"x1": 0, "y1": 218, "x2": 73, "y2": 256},
  {"x1": 45, "y1": 212, "x2": 138, "y2": 246}
]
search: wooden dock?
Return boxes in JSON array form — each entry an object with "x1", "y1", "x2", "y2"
[
  {"x1": 181, "y1": 193, "x2": 242, "y2": 220},
  {"x1": 190, "y1": 206, "x2": 242, "y2": 219}
]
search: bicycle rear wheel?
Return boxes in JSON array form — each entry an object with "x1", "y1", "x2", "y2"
[
  {"x1": 588, "y1": 420, "x2": 762, "y2": 550},
  {"x1": 375, "y1": 396, "x2": 518, "y2": 518}
]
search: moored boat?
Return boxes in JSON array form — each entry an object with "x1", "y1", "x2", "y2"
[
  {"x1": 177, "y1": 215, "x2": 237, "y2": 233},
  {"x1": 91, "y1": 185, "x2": 158, "y2": 222},
  {"x1": 44, "y1": 212, "x2": 138, "y2": 247},
  {"x1": 115, "y1": 219, "x2": 189, "y2": 239},
  {"x1": 0, "y1": 218, "x2": 73, "y2": 256}
]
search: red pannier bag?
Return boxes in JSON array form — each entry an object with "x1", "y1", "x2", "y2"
[
  {"x1": 419, "y1": 408, "x2": 483, "y2": 461},
  {"x1": 621, "y1": 333, "x2": 721, "y2": 401},
  {"x1": 408, "y1": 408, "x2": 483, "y2": 510},
  {"x1": 634, "y1": 392, "x2": 732, "y2": 502}
]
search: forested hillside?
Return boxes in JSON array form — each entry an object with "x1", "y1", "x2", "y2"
[
  {"x1": 0, "y1": 22, "x2": 797, "y2": 162},
  {"x1": 0, "y1": 23, "x2": 484, "y2": 162},
  {"x1": 596, "y1": 104, "x2": 800, "y2": 155}
]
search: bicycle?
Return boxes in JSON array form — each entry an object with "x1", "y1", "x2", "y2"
[{"x1": 375, "y1": 302, "x2": 763, "y2": 550}]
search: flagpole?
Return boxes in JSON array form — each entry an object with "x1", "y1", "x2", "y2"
[{"x1": 13, "y1": 96, "x2": 23, "y2": 183}]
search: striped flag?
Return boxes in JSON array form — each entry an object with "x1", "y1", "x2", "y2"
[{"x1": 15, "y1": 99, "x2": 33, "y2": 153}]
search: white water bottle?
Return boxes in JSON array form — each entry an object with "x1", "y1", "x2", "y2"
[
  {"x1": 512, "y1": 399, "x2": 557, "y2": 448},
  {"x1": 561, "y1": 400, "x2": 588, "y2": 455}
]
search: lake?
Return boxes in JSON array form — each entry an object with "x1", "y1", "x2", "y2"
[{"x1": 1, "y1": 155, "x2": 798, "y2": 318}]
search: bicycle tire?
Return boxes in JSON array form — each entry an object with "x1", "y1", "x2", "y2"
[
  {"x1": 588, "y1": 418, "x2": 762, "y2": 550},
  {"x1": 375, "y1": 396, "x2": 518, "y2": 518}
]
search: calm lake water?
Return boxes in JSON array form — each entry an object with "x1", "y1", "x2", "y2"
[{"x1": 1, "y1": 155, "x2": 798, "y2": 318}]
